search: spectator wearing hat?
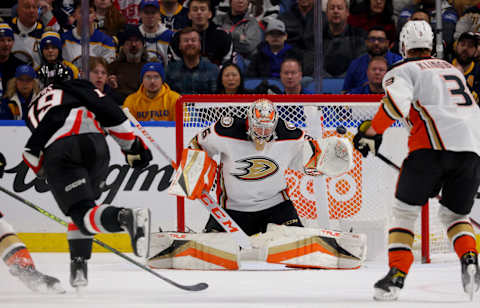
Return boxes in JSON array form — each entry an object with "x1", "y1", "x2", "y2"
[
  {"x1": 9, "y1": 0, "x2": 59, "y2": 70},
  {"x1": 122, "y1": 62, "x2": 180, "y2": 121},
  {"x1": 108, "y1": 26, "x2": 150, "y2": 97},
  {"x1": 0, "y1": 23, "x2": 27, "y2": 91},
  {"x1": 0, "y1": 65, "x2": 40, "y2": 120},
  {"x1": 136, "y1": 0, "x2": 174, "y2": 64},
  {"x1": 451, "y1": 31, "x2": 480, "y2": 103},
  {"x1": 160, "y1": 0, "x2": 190, "y2": 31},
  {"x1": 246, "y1": 19, "x2": 302, "y2": 78},
  {"x1": 166, "y1": 27, "x2": 219, "y2": 94},
  {"x1": 61, "y1": 0, "x2": 116, "y2": 70},
  {"x1": 37, "y1": 31, "x2": 79, "y2": 88}
]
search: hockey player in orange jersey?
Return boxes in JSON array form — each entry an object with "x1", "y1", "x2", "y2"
[
  {"x1": 353, "y1": 20, "x2": 480, "y2": 301},
  {"x1": 0, "y1": 152, "x2": 64, "y2": 293}
]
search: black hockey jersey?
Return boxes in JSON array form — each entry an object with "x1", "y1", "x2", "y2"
[{"x1": 25, "y1": 79, "x2": 135, "y2": 157}]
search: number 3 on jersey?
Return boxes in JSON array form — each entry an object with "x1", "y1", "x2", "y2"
[
  {"x1": 443, "y1": 74, "x2": 474, "y2": 106},
  {"x1": 28, "y1": 88, "x2": 63, "y2": 128}
]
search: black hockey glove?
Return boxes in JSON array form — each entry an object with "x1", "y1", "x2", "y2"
[
  {"x1": 0, "y1": 152, "x2": 5, "y2": 178},
  {"x1": 122, "y1": 137, "x2": 153, "y2": 168},
  {"x1": 353, "y1": 120, "x2": 382, "y2": 158}
]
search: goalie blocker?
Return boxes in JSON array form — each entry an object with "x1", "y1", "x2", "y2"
[{"x1": 147, "y1": 224, "x2": 366, "y2": 270}]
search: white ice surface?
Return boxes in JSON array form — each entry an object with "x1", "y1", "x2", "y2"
[{"x1": 0, "y1": 253, "x2": 479, "y2": 308}]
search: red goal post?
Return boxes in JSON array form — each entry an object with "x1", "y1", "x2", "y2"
[{"x1": 174, "y1": 94, "x2": 451, "y2": 263}]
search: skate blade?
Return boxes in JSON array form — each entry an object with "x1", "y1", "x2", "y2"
[
  {"x1": 47, "y1": 282, "x2": 66, "y2": 294},
  {"x1": 373, "y1": 287, "x2": 400, "y2": 301},
  {"x1": 135, "y1": 209, "x2": 151, "y2": 258},
  {"x1": 466, "y1": 265, "x2": 477, "y2": 301}
]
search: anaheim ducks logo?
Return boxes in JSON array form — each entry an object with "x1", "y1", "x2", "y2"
[{"x1": 232, "y1": 157, "x2": 279, "y2": 181}]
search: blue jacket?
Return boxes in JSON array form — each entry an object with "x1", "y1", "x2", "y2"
[{"x1": 342, "y1": 51, "x2": 401, "y2": 92}]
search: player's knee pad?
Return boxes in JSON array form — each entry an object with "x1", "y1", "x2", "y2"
[
  {"x1": 391, "y1": 199, "x2": 422, "y2": 232},
  {"x1": 438, "y1": 206, "x2": 475, "y2": 242},
  {"x1": 438, "y1": 205, "x2": 468, "y2": 227}
]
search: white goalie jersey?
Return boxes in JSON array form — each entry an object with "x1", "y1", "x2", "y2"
[{"x1": 189, "y1": 116, "x2": 308, "y2": 212}]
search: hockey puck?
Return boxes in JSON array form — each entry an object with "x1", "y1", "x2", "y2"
[{"x1": 336, "y1": 126, "x2": 347, "y2": 135}]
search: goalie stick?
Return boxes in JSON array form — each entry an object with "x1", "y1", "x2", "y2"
[
  {"x1": 0, "y1": 185, "x2": 208, "y2": 291},
  {"x1": 123, "y1": 108, "x2": 253, "y2": 250}
]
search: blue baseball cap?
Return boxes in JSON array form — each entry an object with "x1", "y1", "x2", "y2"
[
  {"x1": 0, "y1": 23, "x2": 14, "y2": 39},
  {"x1": 140, "y1": 62, "x2": 165, "y2": 82},
  {"x1": 15, "y1": 65, "x2": 36, "y2": 79},
  {"x1": 140, "y1": 0, "x2": 160, "y2": 10}
]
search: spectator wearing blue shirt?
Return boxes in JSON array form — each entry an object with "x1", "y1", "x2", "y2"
[
  {"x1": 342, "y1": 26, "x2": 401, "y2": 93},
  {"x1": 347, "y1": 56, "x2": 387, "y2": 94},
  {"x1": 280, "y1": 58, "x2": 312, "y2": 94}
]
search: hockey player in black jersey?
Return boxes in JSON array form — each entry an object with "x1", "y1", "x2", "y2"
[{"x1": 22, "y1": 79, "x2": 153, "y2": 290}]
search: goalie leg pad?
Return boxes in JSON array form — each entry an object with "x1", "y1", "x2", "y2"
[
  {"x1": 247, "y1": 224, "x2": 367, "y2": 269},
  {"x1": 168, "y1": 149, "x2": 217, "y2": 200},
  {"x1": 147, "y1": 232, "x2": 240, "y2": 270}
]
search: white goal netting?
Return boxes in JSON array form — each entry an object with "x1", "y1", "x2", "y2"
[{"x1": 175, "y1": 95, "x2": 453, "y2": 262}]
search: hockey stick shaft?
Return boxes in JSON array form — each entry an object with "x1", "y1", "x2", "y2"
[
  {"x1": 375, "y1": 152, "x2": 480, "y2": 228},
  {"x1": 0, "y1": 185, "x2": 207, "y2": 291},
  {"x1": 123, "y1": 108, "x2": 253, "y2": 249}
]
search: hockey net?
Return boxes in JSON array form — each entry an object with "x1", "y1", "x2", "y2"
[{"x1": 175, "y1": 94, "x2": 452, "y2": 263}]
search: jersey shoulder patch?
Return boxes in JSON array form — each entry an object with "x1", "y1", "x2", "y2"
[
  {"x1": 275, "y1": 119, "x2": 303, "y2": 141},
  {"x1": 220, "y1": 116, "x2": 234, "y2": 128},
  {"x1": 214, "y1": 117, "x2": 249, "y2": 140}
]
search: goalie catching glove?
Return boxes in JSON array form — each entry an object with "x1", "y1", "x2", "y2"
[
  {"x1": 168, "y1": 148, "x2": 217, "y2": 200},
  {"x1": 122, "y1": 136, "x2": 153, "y2": 168},
  {"x1": 303, "y1": 136, "x2": 353, "y2": 177},
  {"x1": 353, "y1": 120, "x2": 382, "y2": 158}
]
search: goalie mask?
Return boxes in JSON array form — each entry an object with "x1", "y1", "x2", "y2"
[
  {"x1": 247, "y1": 99, "x2": 278, "y2": 143},
  {"x1": 399, "y1": 20, "x2": 433, "y2": 58}
]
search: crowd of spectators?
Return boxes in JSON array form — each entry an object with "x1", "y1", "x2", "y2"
[{"x1": 0, "y1": 0, "x2": 480, "y2": 122}]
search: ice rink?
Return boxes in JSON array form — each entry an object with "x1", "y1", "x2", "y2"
[{"x1": 0, "y1": 252, "x2": 479, "y2": 308}]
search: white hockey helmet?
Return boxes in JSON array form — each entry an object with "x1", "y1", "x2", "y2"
[
  {"x1": 247, "y1": 99, "x2": 278, "y2": 143},
  {"x1": 399, "y1": 20, "x2": 433, "y2": 58}
]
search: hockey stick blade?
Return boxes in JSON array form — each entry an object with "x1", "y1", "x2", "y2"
[{"x1": 0, "y1": 185, "x2": 208, "y2": 291}]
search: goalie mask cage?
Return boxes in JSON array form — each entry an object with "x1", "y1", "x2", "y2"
[{"x1": 175, "y1": 94, "x2": 452, "y2": 263}]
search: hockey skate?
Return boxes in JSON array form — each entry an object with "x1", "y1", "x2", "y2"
[
  {"x1": 9, "y1": 264, "x2": 65, "y2": 294},
  {"x1": 118, "y1": 208, "x2": 151, "y2": 257},
  {"x1": 373, "y1": 267, "x2": 406, "y2": 301},
  {"x1": 461, "y1": 251, "x2": 480, "y2": 300},
  {"x1": 70, "y1": 257, "x2": 88, "y2": 291}
]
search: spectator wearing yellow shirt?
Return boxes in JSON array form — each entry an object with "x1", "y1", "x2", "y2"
[{"x1": 123, "y1": 62, "x2": 180, "y2": 121}]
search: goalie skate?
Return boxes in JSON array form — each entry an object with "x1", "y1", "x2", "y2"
[
  {"x1": 118, "y1": 208, "x2": 151, "y2": 257},
  {"x1": 10, "y1": 264, "x2": 65, "y2": 294},
  {"x1": 461, "y1": 252, "x2": 480, "y2": 301},
  {"x1": 373, "y1": 267, "x2": 406, "y2": 301},
  {"x1": 70, "y1": 257, "x2": 88, "y2": 292}
]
